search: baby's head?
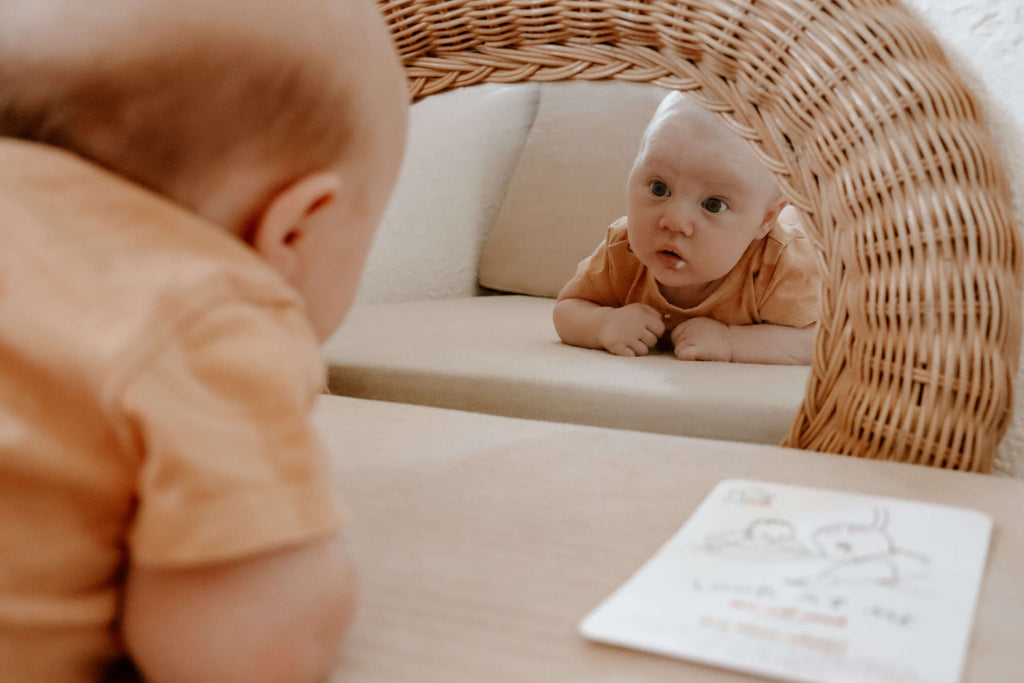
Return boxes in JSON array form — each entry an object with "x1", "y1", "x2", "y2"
[
  {"x1": 626, "y1": 91, "x2": 784, "y2": 304},
  {"x1": 0, "y1": 0, "x2": 408, "y2": 339}
]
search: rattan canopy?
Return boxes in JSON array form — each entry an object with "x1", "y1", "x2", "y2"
[{"x1": 377, "y1": 0, "x2": 1022, "y2": 472}]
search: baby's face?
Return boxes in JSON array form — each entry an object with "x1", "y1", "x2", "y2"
[
  {"x1": 626, "y1": 108, "x2": 779, "y2": 306},
  {"x1": 297, "y1": 119, "x2": 406, "y2": 341}
]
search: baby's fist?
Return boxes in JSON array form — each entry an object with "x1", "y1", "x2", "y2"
[
  {"x1": 599, "y1": 303, "x2": 665, "y2": 356},
  {"x1": 672, "y1": 317, "x2": 732, "y2": 361}
]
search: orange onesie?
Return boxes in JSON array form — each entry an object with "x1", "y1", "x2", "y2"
[
  {"x1": 0, "y1": 139, "x2": 344, "y2": 680},
  {"x1": 563, "y1": 216, "x2": 820, "y2": 334}
]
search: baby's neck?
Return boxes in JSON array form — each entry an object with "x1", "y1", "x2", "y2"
[{"x1": 657, "y1": 277, "x2": 725, "y2": 309}]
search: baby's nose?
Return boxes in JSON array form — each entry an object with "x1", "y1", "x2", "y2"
[{"x1": 660, "y1": 203, "x2": 695, "y2": 236}]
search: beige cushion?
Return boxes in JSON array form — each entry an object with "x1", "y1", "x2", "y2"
[
  {"x1": 323, "y1": 296, "x2": 810, "y2": 445},
  {"x1": 356, "y1": 83, "x2": 540, "y2": 304},
  {"x1": 477, "y1": 81, "x2": 669, "y2": 298}
]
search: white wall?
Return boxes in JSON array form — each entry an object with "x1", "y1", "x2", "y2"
[{"x1": 906, "y1": 0, "x2": 1024, "y2": 128}]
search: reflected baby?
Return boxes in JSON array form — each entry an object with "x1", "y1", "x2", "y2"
[{"x1": 553, "y1": 92, "x2": 820, "y2": 364}]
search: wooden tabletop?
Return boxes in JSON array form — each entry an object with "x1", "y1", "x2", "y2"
[{"x1": 315, "y1": 395, "x2": 1024, "y2": 682}]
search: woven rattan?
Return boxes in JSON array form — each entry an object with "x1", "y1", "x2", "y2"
[{"x1": 377, "y1": 0, "x2": 1022, "y2": 472}]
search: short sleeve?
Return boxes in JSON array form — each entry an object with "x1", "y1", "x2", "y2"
[
  {"x1": 559, "y1": 218, "x2": 632, "y2": 307},
  {"x1": 120, "y1": 302, "x2": 344, "y2": 567},
  {"x1": 756, "y1": 234, "x2": 821, "y2": 328}
]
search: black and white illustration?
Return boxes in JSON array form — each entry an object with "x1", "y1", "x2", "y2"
[
  {"x1": 700, "y1": 507, "x2": 931, "y2": 587},
  {"x1": 581, "y1": 479, "x2": 993, "y2": 683}
]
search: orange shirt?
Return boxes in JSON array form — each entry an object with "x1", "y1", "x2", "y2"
[
  {"x1": 0, "y1": 139, "x2": 343, "y2": 680},
  {"x1": 563, "y1": 216, "x2": 820, "y2": 332}
]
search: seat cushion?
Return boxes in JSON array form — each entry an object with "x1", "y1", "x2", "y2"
[{"x1": 323, "y1": 295, "x2": 810, "y2": 445}]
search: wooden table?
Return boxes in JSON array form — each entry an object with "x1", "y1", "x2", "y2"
[{"x1": 315, "y1": 396, "x2": 1024, "y2": 682}]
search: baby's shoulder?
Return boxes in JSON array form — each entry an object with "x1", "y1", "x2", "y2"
[
  {"x1": 769, "y1": 205, "x2": 811, "y2": 243},
  {"x1": 606, "y1": 216, "x2": 630, "y2": 243},
  {"x1": 763, "y1": 207, "x2": 819, "y2": 258},
  {"x1": 757, "y1": 210, "x2": 821, "y2": 279}
]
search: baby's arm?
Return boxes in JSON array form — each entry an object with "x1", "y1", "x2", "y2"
[
  {"x1": 122, "y1": 533, "x2": 356, "y2": 683},
  {"x1": 554, "y1": 295, "x2": 666, "y2": 357},
  {"x1": 672, "y1": 317, "x2": 815, "y2": 364}
]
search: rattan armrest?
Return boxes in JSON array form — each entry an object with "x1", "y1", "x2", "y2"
[{"x1": 378, "y1": 0, "x2": 1021, "y2": 472}]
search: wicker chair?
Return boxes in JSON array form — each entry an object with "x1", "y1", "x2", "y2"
[{"x1": 376, "y1": 0, "x2": 1022, "y2": 473}]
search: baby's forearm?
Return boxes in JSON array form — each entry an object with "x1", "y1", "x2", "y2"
[
  {"x1": 553, "y1": 298, "x2": 613, "y2": 350},
  {"x1": 727, "y1": 323, "x2": 816, "y2": 365}
]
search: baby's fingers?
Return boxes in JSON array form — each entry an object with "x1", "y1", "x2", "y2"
[
  {"x1": 607, "y1": 343, "x2": 637, "y2": 357},
  {"x1": 670, "y1": 323, "x2": 689, "y2": 346},
  {"x1": 674, "y1": 343, "x2": 703, "y2": 361},
  {"x1": 629, "y1": 339, "x2": 651, "y2": 356},
  {"x1": 639, "y1": 328, "x2": 659, "y2": 349},
  {"x1": 645, "y1": 314, "x2": 667, "y2": 338},
  {"x1": 608, "y1": 338, "x2": 652, "y2": 357}
]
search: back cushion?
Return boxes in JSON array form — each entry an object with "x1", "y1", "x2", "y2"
[
  {"x1": 478, "y1": 81, "x2": 669, "y2": 298},
  {"x1": 356, "y1": 83, "x2": 540, "y2": 304}
]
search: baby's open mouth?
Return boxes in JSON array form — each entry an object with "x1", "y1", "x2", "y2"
[{"x1": 657, "y1": 248, "x2": 686, "y2": 270}]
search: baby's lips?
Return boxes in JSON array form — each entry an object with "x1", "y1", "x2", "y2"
[{"x1": 655, "y1": 247, "x2": 687, "y2": 270}]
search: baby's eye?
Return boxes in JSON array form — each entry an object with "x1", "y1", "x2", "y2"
[
  {"x1": 702, "y1": 197, "x2": 729, "y2": 213},
  {"x1": 649, "y1": 180, "x2": 670, "y2": 198}
]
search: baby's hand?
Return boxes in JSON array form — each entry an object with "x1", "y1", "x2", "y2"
[
  {"x1": 598, "y1": 303, "x2": 665, "y2": 356},
  {"x1": 672, "y1": 317, "x2": 732, "y2": 361}
]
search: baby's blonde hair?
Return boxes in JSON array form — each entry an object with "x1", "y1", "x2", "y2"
[{"x1": 0, "y1": 1, "x2": 357, "y2": 217}]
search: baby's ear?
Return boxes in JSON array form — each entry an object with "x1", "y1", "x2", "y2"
[
  {"x1": 757, "y1": 197, "x2": 787, "y2": 238},
  {"x1": 248, "y1": 172, "x2": 342, "y2": 281}
]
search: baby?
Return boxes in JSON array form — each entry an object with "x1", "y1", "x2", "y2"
[
  {"x1": 0, "y1": 0, "x2": 407, "y2": 681},
  {"x1": 554, "y1": 92, "x2": 819, "y2": 364}
]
